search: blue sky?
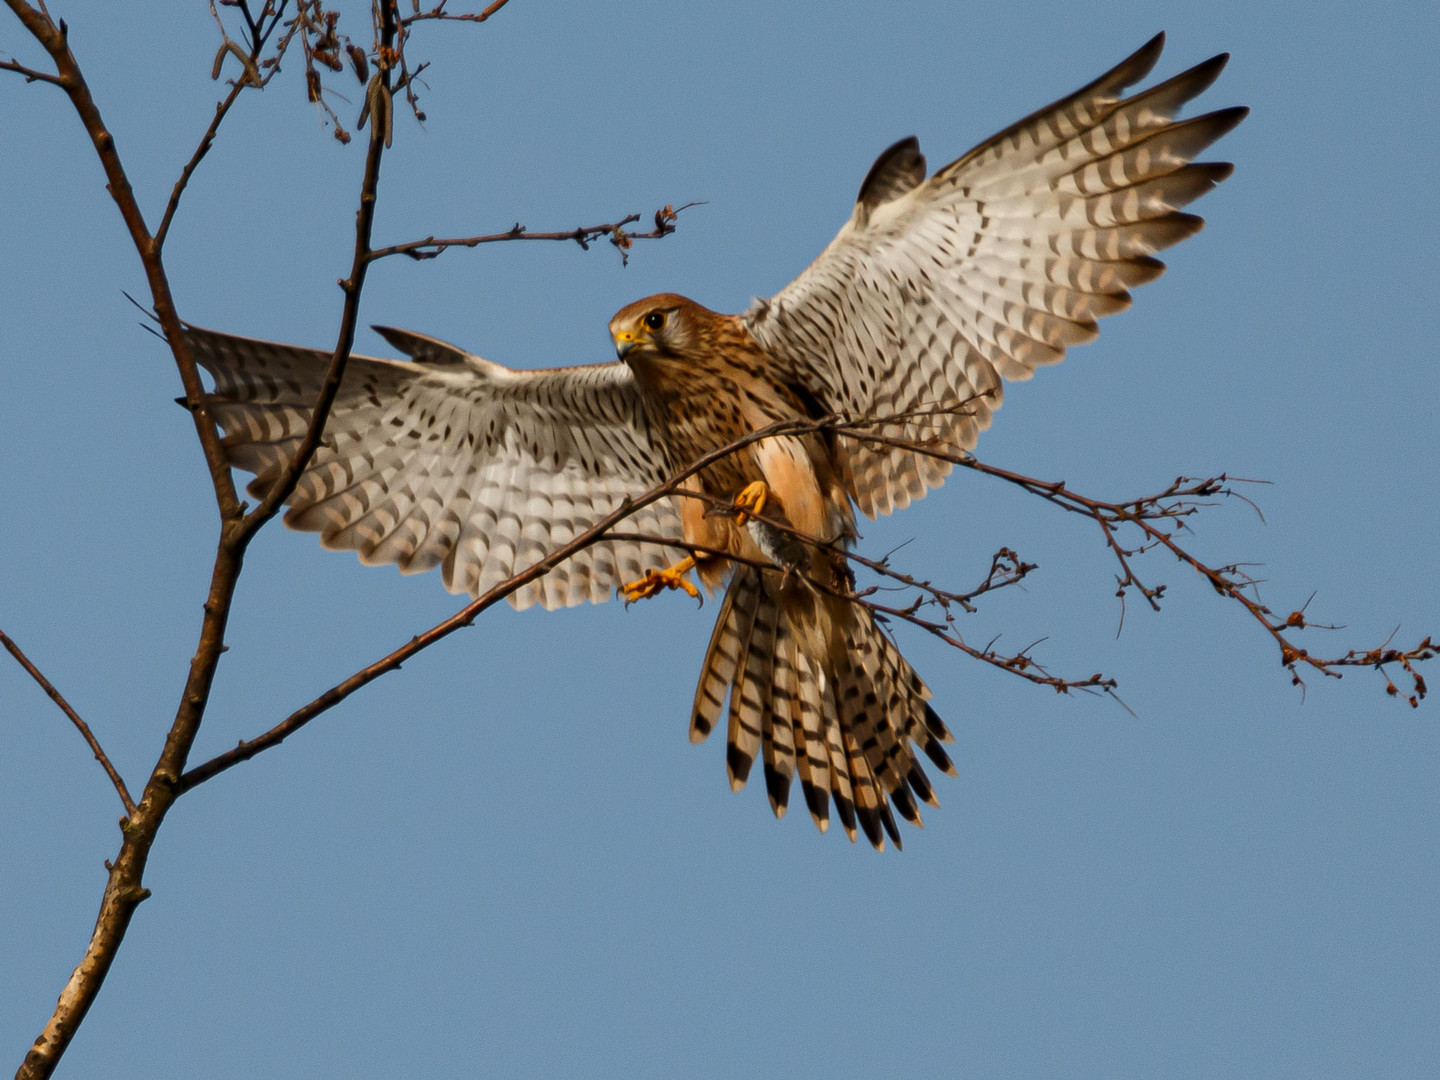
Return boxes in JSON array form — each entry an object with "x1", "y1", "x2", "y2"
[{"x1": 2, "y1": 2, "x2": 1437, "y2": 1077}]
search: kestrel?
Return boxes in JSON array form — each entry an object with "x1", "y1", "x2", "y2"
[{"x1": 188, "y1": 35, "x2": 1245, "y2": 848}]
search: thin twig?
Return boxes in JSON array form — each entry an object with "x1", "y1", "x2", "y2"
[
  {"x1": 826, "y1": 420, "x2": 1435, "y2": 699},
  {"x1": 1, "y1": 630, "x2": 136, "y2": 816},
  {"x1": 155, "y1": 1, "x2": 294, "y2": 249},
  {"x1": 603, "y1": 528, "x2": 1090, "y2": 695},
  {"x1": 0, "y1": 55, "x2": 63, "y2": 84},
  {"x1": 237, "y1": 65, "x2": 395, "y2": 538},
  {"x1": 402, "y1": 0, "x2": 512, "y2": 26},
  {"x1": 368, "y1": 202, "x2": 701, "y2": 263}
]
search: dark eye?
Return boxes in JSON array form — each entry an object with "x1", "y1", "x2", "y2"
[{"x1": 643, "y1": 312, "x2": 666, "y2": 331}]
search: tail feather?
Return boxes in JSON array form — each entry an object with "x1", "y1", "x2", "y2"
[
  {"x1": 723, "y1": 570, "x2": 766, "y2": 789},
  {"x1": 792, "y1": 639, "x2": 832, "y2": 832},
  {"x1": 843, "y1": 724, "x2": 889, "y2": 850},
  {"x1": 690, "y1": 573, "x2": 746, "y2": 743},
  {"x1": 834, "y1": 646, "x2": 909, "y2": 824},
  {"x1": 843, "y1": 632, "x2": 927, "y2": 827},
  {"x1": 815, "y1": 660, "x2": 859, "y2": 842},
  {"x1": 762, "y1": 615, "x2": 799, "y2": 817},
  {"x1": 868, "y1": 633, "x2": 940, "y2": 815},
  {"x1": 691, "y1": 567, "x2": 954, "y2": 850},
  {"x1": 870, "y1": 634, "x2": 958, "y2": 781}
]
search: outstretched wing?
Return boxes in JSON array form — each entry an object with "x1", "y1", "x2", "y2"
[
  {"x1": 188, "y1": 325, "x2": 683, "y2": 610},
  {"x1": 743, "y1": 33, "x2": 1247, "y2": 518}
]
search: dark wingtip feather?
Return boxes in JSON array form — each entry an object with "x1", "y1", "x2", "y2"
[
  {"x1": 1206, "y1": 104, "x2": 1250, "y2": 140},
  {"x1": 1107, "y1": 32, "x2": 1166, "y2": 92},
  {"x1": 1152, "y1": 50, "x2": 1231, "y2": 110},
  {"x1": 855, "y1": 135, "x2": 928, "y2": 219}
]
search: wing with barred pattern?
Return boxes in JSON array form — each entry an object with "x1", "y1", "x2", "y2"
[
  {"x1": 187, "y1": 324, "x2": 683, "y2": 611},
  {"x1": 743, "y1": 33, "x2": 1246, "y2": 518}
]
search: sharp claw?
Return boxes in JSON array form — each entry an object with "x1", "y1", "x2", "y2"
[{"x1": 619, "y1": 558, "x2": 700, "y2": 604}]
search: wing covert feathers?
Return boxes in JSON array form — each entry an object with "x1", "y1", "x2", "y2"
[{"x1": 744, "y1": 34, "x2": 1246, "y2": 520}]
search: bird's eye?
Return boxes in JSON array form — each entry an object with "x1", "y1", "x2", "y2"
[{"x1": 643, "y1": 312, "x2": 666, "y2": 331}]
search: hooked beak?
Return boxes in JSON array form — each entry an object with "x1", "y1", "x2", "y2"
[{"x1": 612, "y1": 329, "x2": 638, "y2": 359}]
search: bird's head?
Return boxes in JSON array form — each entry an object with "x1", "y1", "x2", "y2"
[{"x1": 609, "y1": 293, "x2": 711, "y2": 366}]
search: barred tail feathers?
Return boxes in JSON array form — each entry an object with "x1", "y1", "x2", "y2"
[{"x1": 690, "y1": 568, "x2": 953, "y2": 850}]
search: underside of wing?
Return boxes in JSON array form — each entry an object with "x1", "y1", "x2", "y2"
[
  {"x1": 187, "y1": 325, "x2": 683, "y2": 610},
  {"x1": 744, "y1": 33, "x2": 1247, "y2": 518}
]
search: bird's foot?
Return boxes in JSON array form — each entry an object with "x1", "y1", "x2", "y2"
[
  {"x1": 620, "y1": 555, "x2": 700, "y2": 604},
  {"x1": 731, "y1": 480, "x2": 769, "y2": 525}
]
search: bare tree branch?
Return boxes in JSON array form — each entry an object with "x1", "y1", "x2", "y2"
[
  {"x1": 825, "y1": 421, "x2": 1436, "y2": 701},
  {"x1": 6, "y1": 2, "x2": 403, "y2": 1074},
  {"x1": 367, "y1": 202, "x2": 701, "y2": 263},
  {"x1": 402, "y1": 0, "x2": 513, "y2": 26},
  {"x1": 0, "y1": 54, "x2": 61, "y2": 84},
  {"x1": 2, "y1": 0, "x2": 243, "y2": 515},
  {"x1": 1, "y1": 630, "x2": 137, "y2": 816}
]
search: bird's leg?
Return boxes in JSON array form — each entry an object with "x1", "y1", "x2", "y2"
[
  {"x1": 620, "y1": 555, "x2": 701, "y2": 604},
  {"x1": 731, "y1": 480, "x2": 769, "y2": 525}
]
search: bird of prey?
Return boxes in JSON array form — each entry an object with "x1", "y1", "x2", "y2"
[{"x1": 188, "y1": 34, "x2": 1245, "y2": 849}]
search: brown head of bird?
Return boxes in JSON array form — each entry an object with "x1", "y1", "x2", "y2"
[{"x1": 608, "y1": 293, "x2": 723, "y2": 371}]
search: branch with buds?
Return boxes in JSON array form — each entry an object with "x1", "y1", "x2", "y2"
[{"x1": 367, "y1": 202, "x2": 703, "y2": 263}]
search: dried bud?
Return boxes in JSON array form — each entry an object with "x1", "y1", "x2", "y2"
[
  {"x1": 306, "y1": 66, "x2": 321, "y2": 103},
  {"x1": 347, "y1": 43, "x2": 369, "y2": 84}
]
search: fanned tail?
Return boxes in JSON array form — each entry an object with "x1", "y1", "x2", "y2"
[{"x1": 691, "y1": 567, "x2": 955, "y2": 850}]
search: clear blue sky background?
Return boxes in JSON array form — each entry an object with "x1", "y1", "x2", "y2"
[{"x1": 3, "y1": 2, "x2": 1436, "y2": 1077}]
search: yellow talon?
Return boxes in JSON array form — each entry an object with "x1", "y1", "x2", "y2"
[
  {"x1": 732, "y1": 480, "x2": 769, "y2": 525},
  {"x1": 620, "y1": 555, "x2": 700, "y2": 603}
]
